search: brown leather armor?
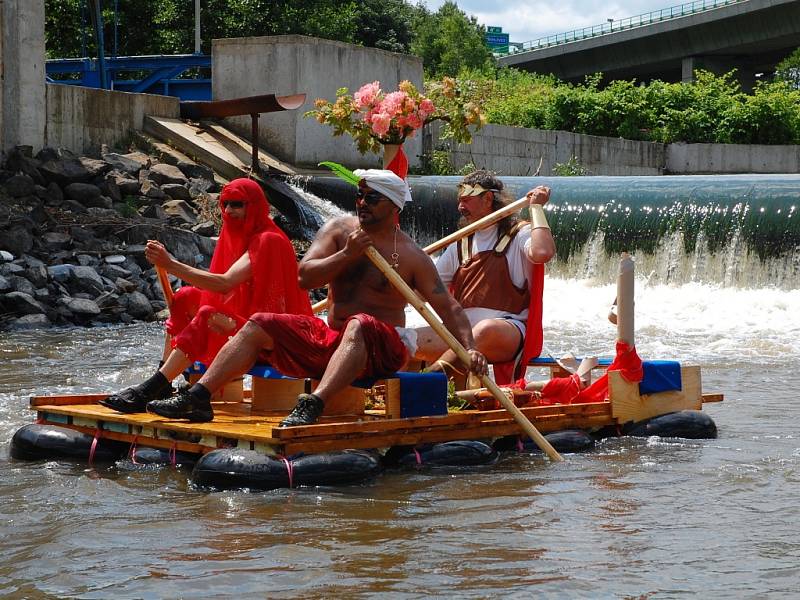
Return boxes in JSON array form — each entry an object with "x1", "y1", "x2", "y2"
[{"x1": 450, "y1": 223, "x2": 530, "y2": 314}]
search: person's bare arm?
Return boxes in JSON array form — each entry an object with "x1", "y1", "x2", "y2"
[
  {"x1": 299, "y1": 217, "x2": 371, "y2": 289},
  {"x1": 146, "y1": 239, "x2": 252, "y2": 294},
  {"x1": 526, "y1": 186, "x2": 556, "y2": 264},
  {"x1": 413, "y1": 251, "x2": 488, "y2": 376}
]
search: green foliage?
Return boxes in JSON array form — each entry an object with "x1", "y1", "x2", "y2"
[
  {"x1": 356, "y1": 0, "x2": 420, "y2": 54},
  {"x1": 718, "y1": 81, "x2": 800, "y2": 144},
  {"x1": 552, "y1": 156, "x2": 590, "y2": 176},
  {"x1": 46, "y1": 0, "x2": 361, "y2": 57},
  {"x1": 449, "y1": 67, "x2": 800, "y2": 145},
  {"x1": 482, "y1": 69, "x2": 555, "y2": 129},
  {"x1": 116, "y1": 195, "x2": 141, "y2": 218},
  {"x1": 410, "y1": 1, "x2": 495, "y2": 77},
  {"x1": 774, "y1": 47, "x2": 800, "y2": 89},
  {"x1": 319, "y1": 161, "x2": 360, "y2": 187},
  {"x1": 415, "y1": 150, "x2": 475, "y2": 176}
]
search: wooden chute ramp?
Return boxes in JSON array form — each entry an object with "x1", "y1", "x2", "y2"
[
  {"x1": 143, "y1": 115, "x2": 298, "y2": 180},
  {"x1": 29, "y1": 359, "x2": 722, "y2": 457},
  {"x1": 143, "y1": 92, "x2": 313, "y2": 180},
  {"x1": 143, "y1": 91, "x2": 326, "y2": 227}
]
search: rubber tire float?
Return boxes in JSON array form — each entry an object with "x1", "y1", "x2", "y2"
[
  {"x1": 494, "y1": 429, "x2": 596, "y2": 454},
  {"x1": 623, "y1": 410, "x2": 717, "y2": 439},
  {"x1": 386, "y1": 439, "x2": 499, "y2": 468},
  {"x1": 10, "y1": 424, "x2": 127, "y2": 462},
  {"x1": 192, "y1": 448, "x2": 383, "y2": 491}
]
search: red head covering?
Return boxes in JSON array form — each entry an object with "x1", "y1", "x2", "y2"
[
  {"x1": 168, "y1": 178, "x2": 311, "y2": 364},
  {"x1": 202, "y1": 177, "x2": 311, "y2": 325}
]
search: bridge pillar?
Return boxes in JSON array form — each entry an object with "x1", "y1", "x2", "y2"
[
  {"x1": 682, "y1": 55, "x2": 757, "y2": 92},
  {"x1": 0, "y1": 0, "x2": 46, "y2": 158}
]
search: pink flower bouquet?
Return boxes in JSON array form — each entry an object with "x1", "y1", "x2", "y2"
[{"x1": 306, "y1": 79, "x2": 485, "y2": 155}]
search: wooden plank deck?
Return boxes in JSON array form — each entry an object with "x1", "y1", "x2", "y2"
[{"x1": 29, "y1": 385, "x2": 723, "y2": 456}]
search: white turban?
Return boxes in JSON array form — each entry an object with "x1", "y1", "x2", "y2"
[{"x1": 353, "y1": 169, "x2": 412, "y2": 211}]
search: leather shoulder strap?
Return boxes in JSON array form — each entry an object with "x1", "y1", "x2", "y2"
[
  {"x1": 493, "y1": 221, "x2": 528, "y2": 255},
  {"x1": 458, "y1": 234, "x2": 474, "y2": 265}
]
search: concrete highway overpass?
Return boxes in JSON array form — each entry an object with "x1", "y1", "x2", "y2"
[{"x1": 498, "y1": 0, "x2": 800, "y2": 89}]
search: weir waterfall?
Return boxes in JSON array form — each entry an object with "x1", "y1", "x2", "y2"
[{"x1": 301, "y1": 174, "x2": 800, "y2": 290}]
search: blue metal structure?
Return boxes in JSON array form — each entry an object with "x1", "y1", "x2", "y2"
[{"x1": 45, "y1": 54, "x2": 212, "y2": 101}]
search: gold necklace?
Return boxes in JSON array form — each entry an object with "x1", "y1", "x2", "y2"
[{"x1": 391, "y1": 224, "x2": 400, "y2": 269}]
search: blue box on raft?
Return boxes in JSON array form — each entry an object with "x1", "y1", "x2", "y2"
[
  {"x1": 640, "y1": 360, "x2": 682, "y2": 394},
  {"x1": 187, "y1": 363, "x2": 449, "y2": 418},
  {"x1": 391, "y1": 371, "x2": 448, "y2": 418}
]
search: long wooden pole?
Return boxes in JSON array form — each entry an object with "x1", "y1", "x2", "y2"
[
  {"x1": 155, "y1": 266, "x2": 174, "y2": 309},
  {"x1": 312, "y1": 195, "x2": 531, "y2": 314},
  {"x1": 364, "y1": 246, "x2": 563, "y2": 462}
]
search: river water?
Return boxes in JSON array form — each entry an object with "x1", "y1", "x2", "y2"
[{"x1": 1, "y1": 274, "x2": 798, "y2": 598}]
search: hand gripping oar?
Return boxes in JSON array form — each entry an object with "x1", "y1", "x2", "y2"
[
  {"x1": 363, "y1": 245, "x2": 564, "y2": 462},
  {"x1": 155, "y1": 266, "x2": 174, "y2": 309},
  {"x1": 312, "y1": 195, "x2": 531, "y2": 314}
]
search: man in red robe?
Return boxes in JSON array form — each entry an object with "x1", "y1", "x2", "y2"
[{"x1": 100, "y1": 178, "x2": 311, "y2": 418}]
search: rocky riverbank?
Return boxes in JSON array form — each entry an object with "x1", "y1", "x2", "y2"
[{"x1": 0, "y1": 142, "x2": 300, "y2": 331}]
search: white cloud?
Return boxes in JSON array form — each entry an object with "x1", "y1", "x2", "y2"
[{"x1": 420, "y1": 0, "x2": 693, "y2": 42}]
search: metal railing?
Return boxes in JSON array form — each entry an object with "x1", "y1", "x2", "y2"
[
  {"x1": 46, "y1": 54, "x2": 212, "y2": 101},
  {"x1": 495, "y1": 0, "x2": 747, "y2": 57}
]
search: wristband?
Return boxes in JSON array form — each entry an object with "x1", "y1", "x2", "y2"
[{"x1": 530, "y1": 203, "x2": 550, "y2": 230}]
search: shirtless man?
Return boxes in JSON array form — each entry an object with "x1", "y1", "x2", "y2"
[{"x1": 146, "y1": 169, "x2": 487, "y2": 426}]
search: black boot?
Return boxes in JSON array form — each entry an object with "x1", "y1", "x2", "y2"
[
  {"x1": 100, "y1": 372, "x2": 173, "y2": 414},
  {"x1": 146, "y1": 386, "x2": 213, "y2": 422},
  {"x1": 279, "y1": 393, "x2": 324, "y2": 427}
]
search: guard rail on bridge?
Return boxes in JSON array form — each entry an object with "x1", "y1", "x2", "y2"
[
  {"x1": 46, "y1": 54, "x2": 211, "y2": 101},
  {"x1": 496, "y1": 0, "x2": 747, "y2": 56}
]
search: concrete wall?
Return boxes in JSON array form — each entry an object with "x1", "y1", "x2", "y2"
[
  {"x1": 1, "y1": 0, "x2": 47, "y2": 156},
  {"x1": 45, "y1": 84, "x2": 180, "y2": 154},
  {"x1": 429, "y1": 121, "x2": 800, "y2": 176},
  {"x1": 212, "y1": 35, "x2": 424, "y2": 169},
  {"x1": 428, "y1": 122, "x2": 667, "y2": 176},
  {"x1": 666, "y1": 142, "x2": 800, "y2": 174}
]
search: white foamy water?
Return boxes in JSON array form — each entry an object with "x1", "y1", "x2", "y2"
[
  {"x1": 286, "y1": 180, "x2": 348, "y2": 222},
  {"x1": 406, "y1": 277, "x2": 800, "y2": 366}
]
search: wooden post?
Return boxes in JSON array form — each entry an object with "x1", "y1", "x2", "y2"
[{"x1": 617, "y1": 253, "x2": 635, "y2": 345}]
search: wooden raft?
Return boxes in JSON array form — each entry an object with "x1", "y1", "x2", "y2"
[{"x1": 28, "y1": 364, "x2": 722, "y2": 456}]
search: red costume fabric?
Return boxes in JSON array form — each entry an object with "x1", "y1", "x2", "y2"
[
  {"x1": 166, "y1": 178, "x2": 312, "y2": 364},
  {"x1": 536, "y1": 341, "x2": 643, "y2": 405},
  {"x1": 493, "y1": 262, "x2": 545, "y2": 385},
  {"x1": 249, "y1": 312, "x2": 407, "y2": 379},
  {"x1": 386, "y1": 145, "x2": 409, "y2": 180}
]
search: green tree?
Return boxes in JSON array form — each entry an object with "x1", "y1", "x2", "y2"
[
  {"x1": 45, "y1": 0, "x2": 360, "y2": 58},
  {"x1": 354, "y1": 0, "x2": 421, "y2": 54},
  {"x1": 411, "y1": 1, "x2": 494, "y2": 77}
]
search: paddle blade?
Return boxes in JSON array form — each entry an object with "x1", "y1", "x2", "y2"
[{"x1": 319, "y1": 161, "x2": 360, "y2": 187}]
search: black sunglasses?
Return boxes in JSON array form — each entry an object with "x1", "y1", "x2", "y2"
[
  {"x1": 222, "y1": 200, "x2": 245, "y2": 209},
  {"x1": 356, "y1": 190, "x2": 386, "y2": 206}
]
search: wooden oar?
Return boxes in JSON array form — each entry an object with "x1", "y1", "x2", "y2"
[
  {"x1": 155, "y1": 266, "x2": 174, "y2": 308},
  {"x1": 312, "y1": 195, "x2": 531, "y2": 313},
  {"x1": 364, "y1": 245, "x2": 564, "y2": 462}
]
